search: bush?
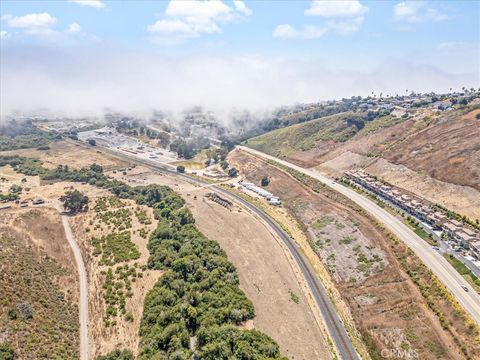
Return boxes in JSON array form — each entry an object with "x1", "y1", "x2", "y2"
[
  {"x1": 7, "y1": 309, "x2": 17, "y2": 320},
  {"x1": 0, "y1": 344, "x2": 15, "y2": 360},
  {"x1": 96, "y1": 349, "x2": 134, "y2": 360},
  {"x1": 228, "y1": 168, "x2": 238, "y2": 178},
  {"x1": 176, "y1": 165, "x2": 185, "y2": 173},
  {"x1": 17, "y1": 303, "x2": 33, "y2": 320},
  {"x1": 261, "y1": 177, "x2": 269, "y2": 187}
]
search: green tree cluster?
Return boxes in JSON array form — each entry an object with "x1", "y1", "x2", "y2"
[{"x1": 1, "y1": 155, "x2": 286, "y2": 360}]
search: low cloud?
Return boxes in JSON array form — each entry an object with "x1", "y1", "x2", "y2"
[{"x1": 1, "y1": 45, "x2": 477, "y2": 122}]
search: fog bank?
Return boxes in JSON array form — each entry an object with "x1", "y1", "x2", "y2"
[{"x1": 1, "y1": 45, "x2": 477, "y2": 122}]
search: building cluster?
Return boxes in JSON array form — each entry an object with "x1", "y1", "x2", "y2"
[
  {"x1": 240, "y1": 182, "x2": 281, "y2": 205},
  {"x1": 338, "y1": 90, "x2": 479, "y2": 113},
  {"x1": 344, "y1": 170, "x2": 480, "y2": 259}
]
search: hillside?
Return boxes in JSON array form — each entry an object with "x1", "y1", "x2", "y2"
[
  {"x1": 245, "y1": 111, "x2": 375, "y2": 158},
  {"x1": 244, "y1": 104, "x2": 480, "y2": 220},
  {"x1": 0, "y1": 208, "x2": 79, "y2": 359}
]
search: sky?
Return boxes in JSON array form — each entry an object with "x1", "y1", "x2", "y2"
[{"x1": 0, "y1": 0, "x2": 479, "y2": 120}]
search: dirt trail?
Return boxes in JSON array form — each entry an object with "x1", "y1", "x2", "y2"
[{"x1": 54, "y1": 203, "x2": 90, "y2": 360}]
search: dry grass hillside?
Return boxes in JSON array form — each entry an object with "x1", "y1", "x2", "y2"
[
  {"x1": 245, "y1": 105, "x2": 480, "y2": 219},
  {"x1": 0, "y1": 208, "x2": 79, "y2": 360}
]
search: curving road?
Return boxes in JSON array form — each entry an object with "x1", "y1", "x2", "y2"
[
  {"x1": 91, "y1": 144, "x2": 360, "y2": 360},
  {"x1": 238, "y1": 145, "x2": 480, "y2": 325},
  {"x1": 54, "y1": 203, "x2": 89, "y2": 360}
]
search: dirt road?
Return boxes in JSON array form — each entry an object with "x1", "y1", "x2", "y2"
[
  {"x1": 238, "y1": 145, "x2": 480, "y2": 325},
  {"x1": 55, "y1": 203, "x2": 90, "y2": 360}
]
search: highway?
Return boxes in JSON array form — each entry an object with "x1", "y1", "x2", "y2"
[
  {"x1": 92, "y1": 144, "x2": 360, "y2": 360},
  {"x1": 238, "y1": 145, "x2": 480, "y2": 325}
]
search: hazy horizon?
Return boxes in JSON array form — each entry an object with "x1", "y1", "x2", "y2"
[{"x1": 1, "y1": 0, "x2": 479, "y2": 120}]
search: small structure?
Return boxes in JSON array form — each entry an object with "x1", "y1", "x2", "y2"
[{"x1": 207, "y1": 193, "x2": 232, "y2": 208}]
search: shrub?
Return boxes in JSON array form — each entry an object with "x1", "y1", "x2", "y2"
[{"x1": 176, "y1": 165, "x2": 185, "y2": 173}]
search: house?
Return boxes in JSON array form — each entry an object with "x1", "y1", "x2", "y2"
[
  {"x1": 443, "y1": 221, "x2": 459, "y2": 238},
  {"x1": 456, "y1": 231, "x2": 474, "y2": 249},
  {"x1": 470, "y1": 240, "x2": 480, "y2": 260}
]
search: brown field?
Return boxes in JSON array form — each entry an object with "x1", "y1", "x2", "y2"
[
  {"x1": 110, "y1": 165, "x2": 332, "y2": 360},
  {"x1": 1, "y1": 140, "x2": 128, "y2": 170},
  {"x1": 229, "y1": 150, "x2": 472, "y2": 359}
]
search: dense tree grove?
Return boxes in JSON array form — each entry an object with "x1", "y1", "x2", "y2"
[{"x1": 0, "y1": 154, "x2": 286, "y2": 359}]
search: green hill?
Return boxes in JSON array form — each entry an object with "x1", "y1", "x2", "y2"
[{"x1": 244, "y1": 111, "x2": 381, "y2": 158}]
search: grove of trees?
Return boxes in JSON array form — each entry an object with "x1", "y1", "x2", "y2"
[{"x1": 1, "y1": 154, "x2": 286, "y2": 359}]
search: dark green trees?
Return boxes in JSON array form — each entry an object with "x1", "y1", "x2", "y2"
[{"x1": 60, "y1": 190, "x2": 89, "y2": 214}]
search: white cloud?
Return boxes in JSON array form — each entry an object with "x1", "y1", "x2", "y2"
[
  {"x1": 67, "y1": 23, "x2": 82, "y2": 34},
  {"x1": 394, "y1": 1, "x2": 448, "y2": 23},
  {"x1": 69, "y1": 0, "x2": 105, "y2": 9},
  {"x1": 2, "y1": 12, "x2": 56, "y2": 28},
  {"x1": 326, "y1": 16, "x2": 364, "y2": 35},
  {"x1": 0, "y1": 30, "x2": 9, "y2": 39},
  {"x1": 233, "y1": 1, "x2": 252, "y2": 16},
  {"x1": 273, "y1": 24, "x2": 327, "y2": 40},
  {"x1": 305, "y1": 0, "x2": 368, "y2": 17},
  {"x1": 276, "y1": 0, "x2": 368, "y2": 39},
  {"x1": 148, "y1": 0, "x2": 252, "y2": 40}
]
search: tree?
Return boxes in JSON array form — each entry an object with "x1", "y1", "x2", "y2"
[
  {"x1": 176, "y1": 166, "x2": 185, "y2": 174},
  {"x1": 9, "y1": 184, "x2": 22, "y2": 193},
  {"x1": 88, "y1": 139, "x2": 96, "y2": 146},
  {"x1": 220, "y1": 161, "x2": 229, "y2": 170},
  {"x1": 261, "y1": 177, "x2": 269, "y2": 187},
  {"x1": 228, "y1": 168, "x2": 238, "y2": 178},
  {"x1": 90, "y1": 163, "x2": 103, "y2": 173},
  {"x1": 60, "y1": 190, "x2": 89, "y2": 214},
  {"x1": 157, "y1": 132, "x2": 170, "y2": 148}
]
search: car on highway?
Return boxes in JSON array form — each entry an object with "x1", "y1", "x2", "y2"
[{"x1": 462, "y1": 286, "x2": 469, "y2": 292}]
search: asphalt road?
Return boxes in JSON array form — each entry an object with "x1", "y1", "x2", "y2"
[
  {"x1": 54, "y1": 203, "x2": 90, "y2": 360},
  {"x1": 93, "y1": 144, "x2": 360, "y2": 360},
  {"x1": 238, "y1": 146, "x2": 480, "y2": 325}
]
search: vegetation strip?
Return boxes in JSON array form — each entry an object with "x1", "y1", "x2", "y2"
[{"x1": 0, "y1": 154, "x2": 287, "y2": 359}]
